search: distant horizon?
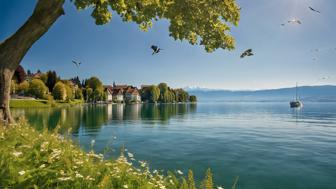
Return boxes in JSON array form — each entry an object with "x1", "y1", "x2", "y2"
[{"x1": 184, "y1": 84, "x2": 336, "y2": 92}]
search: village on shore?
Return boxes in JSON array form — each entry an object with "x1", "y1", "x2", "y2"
[{"x1": 10, "y1": 66, "x2": 197, "y2": 107}]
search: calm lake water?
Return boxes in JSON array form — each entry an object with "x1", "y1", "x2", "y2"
[{"x1": 11, "y1": 102, "x2": 336, "y2": 189}]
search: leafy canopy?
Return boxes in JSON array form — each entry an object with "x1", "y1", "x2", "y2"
[{"x1": 73, "y1": 0, "x2": 240, "y2": 52}]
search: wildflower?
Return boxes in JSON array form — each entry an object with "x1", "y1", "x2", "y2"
[
  {"x1": 127, "y1": 152, "x2": 134, "y2": 158},
  {"x1": 153, "y1": 170, "x2": 158, "y2": 174},
  {"x1": 169, "y1": 179, "x2": 174, "y2": 184},
  {"x1": 12, "y1": 151, "x2": 22, "y2": 157},
  {"x1": 177, "y1": 170, "x2": 183, "y2": 175},
  {"x1": 91, "y1": 139, "x2": 95, "y2": 146},
  {"x1": 105, "y1": 162, "x2": 113, "y2": 166},
  {"x1": 40, "y1": 141, "x2": 49, "y2": 151},
  {"x1": 86, "y1": 176, "x2": 95, "y2": 181},
  {"x1": 75, "y1": 173, "x2": 83, "y2": 178},
  {"x1": 123, "y1": 184, "x2": 128, "y2": 188},
  {"x1": 18, "y1": 170, "x2": 25, "y2": 175},
  {"x1": 139, "y1": 160, "x2": 147, "y2": 167},
  {"x1": 39, "y1": 164, "x2": 46, "y2": 168},
  {"x1": 217, "y1": 187, "x2": 224, "y2": 189},
  {"x1": 58, "y1": 177, "x2": 71, "y2": 181},
  {"x1": 0, "y1": 132, "x2": 5, "y2": 140}
]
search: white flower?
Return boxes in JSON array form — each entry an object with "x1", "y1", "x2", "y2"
[
  {"x1": 127, "y1": 152, "x2": 134, "y2": 158},
  {"x1": 58, "y1": 177, "x2": 71, "y2": 181},
  {"x1": 113, "y1": 136, "x2": 117, "y2": 140},
  {"x1": 12, "y1": 151, "x2": 22, "y2": 157},
  {"x1": 217, "y1": 186, "x2": 224, "y2": 189},
  {"x1": 75, "y1": 173, "x2": 83, "y2": 178},
  {"x1": 123, "y1": 184, "x2": 128, "y2": 188},
  {"x1": 18, "y1": 170, "x2": 25, "y2": 175},
  {"x1": 177, "y1": 170, "x2": 183, "y2": 175},
  {"x1": 39, "y1": 164, "x2": 46, "y2": 168},
  {"x1": 91, "y1": 139, "x2": 95, "y2": 146},
  {"x1": 153, "y1": 170, "x2": 158, "y2": 174}
]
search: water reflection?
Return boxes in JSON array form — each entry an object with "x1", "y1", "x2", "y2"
[{"x1": 11, "y1": 103, "x2": 197, "y2": 132}]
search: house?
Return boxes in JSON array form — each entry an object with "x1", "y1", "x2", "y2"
[
  {"x1": 124, "y1": 87, "x2": 141, "y2": 103},
  {"x1": 112, "y1": 88, "x2": 124, "y2": 103},
  {"x1": 104, "y1": 85, "x2": 113, "y2": 103},
  {"x1": 104, "y1": 83, "x2": 141, "y2": 103}
]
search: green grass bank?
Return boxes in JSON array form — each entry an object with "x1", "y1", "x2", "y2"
[{"x1": 10, "y1": 99, "x2": 83, "y2": 108}]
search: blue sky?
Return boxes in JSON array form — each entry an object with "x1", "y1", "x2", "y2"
[{"x1": 1, "y1": 0, "x2": 335, "y2": 90}]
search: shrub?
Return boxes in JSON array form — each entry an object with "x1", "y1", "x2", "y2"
[
  {"x1": 28, "y1": 79, "x2": 48, "y2": 99},
  {"x1": 18, "y1": 80, "x2": 29, "y2": 95},
  {"x1": 65, "y1": 84, "x2": 73, "y2": 101},
  {"x1": 52, "y1": 82, "x2": 67, "y2": 100},
  {"x1": 189, "y1": 95, "x2": 197, "y2": 102},
  {"x1": 75, "y1": 88, "x2": 83, "y2": 100}
]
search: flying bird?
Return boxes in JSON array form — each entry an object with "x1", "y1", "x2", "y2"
[
  {"x1": 288, "y1": 19, "x2": 302, "y2": 24},
  {"x1": 72, "y1": 60, "x2": 81, "y2": 68},
  {"x1": 240, "y1": 49, "x2": 254, "y2": 58},
  {"x1": 320, "y1": 76, "x2": 332, "y2": 80},
  {"x1": 151, "y1": 45, "x2": 162, "y2": 55},
  {"x1": 309, "y1": 6, "x2": 321, "y2": 13}
]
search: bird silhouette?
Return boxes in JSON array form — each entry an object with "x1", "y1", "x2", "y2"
[
  {"x1": 151, "y1": 45, "x2": 162, "y2": 55},
  {"x1": 72, "y1": 60, "x2": 82, "y2": 68},
  {"x1": 309, "y1": 6, "x2": 321, "y2": 13},
  {"x1": 288, "y1": 19, "x2": 302, "y2": 24},
  {"x1": 240, "y1": 49, "x2": 254, "y2": 58}
]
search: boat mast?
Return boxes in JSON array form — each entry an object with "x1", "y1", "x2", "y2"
[{"x1": 296, "y1": 82, "x2": 298, "y2": 101}]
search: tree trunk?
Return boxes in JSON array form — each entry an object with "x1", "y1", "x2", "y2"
[
  {"x1": 0, "y1": 67, "x2": 14, "y2": 123},
  {"x1": 0, "y1": 0, "x2": 65, "y2": 124}
]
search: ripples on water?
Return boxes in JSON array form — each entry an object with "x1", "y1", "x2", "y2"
[{"x1": 12, "y1": 102, "x2": 336, "y2": 189}]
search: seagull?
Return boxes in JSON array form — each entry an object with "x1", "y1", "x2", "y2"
[
  {"x1": 288, "y1": 19, "x2": 302, "y2": 24},
  {"x1": 240, "y1": 49, "x2": 254, "y2": 58},
  {"x1": 309, "y1": 6, "x2": 321, "y2": 13},
  {"x1": 72, "y1": 60, "x2": 81, "y2": 68},
  {"x1": 319, "y1": 76, "x2": 332, "y2": 81},
  {"x1": 151, "y1": 45, "x2": 162, "y2": 55}
]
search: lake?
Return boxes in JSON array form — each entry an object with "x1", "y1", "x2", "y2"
[{"x1": 11, "y1": 102, "x2": 336, "y2": 189}]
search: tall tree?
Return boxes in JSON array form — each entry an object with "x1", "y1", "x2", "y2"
[
  {"x1": 13, "y1": 65, "x2": 26, "y2": 83},
  {"x1": 0, "y1": 0, "x2": 240, "y2": 123},
  {"x1": 46, "y1": 71, "x2": 57, "y2": 92}
]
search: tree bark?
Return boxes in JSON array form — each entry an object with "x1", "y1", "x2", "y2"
[{"x1": 0, "y1": 0, "x2": 65, "y2": 124}]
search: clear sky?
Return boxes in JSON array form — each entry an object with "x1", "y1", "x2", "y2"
[{"x1": 1, "y1": 0, "x2": 335, "y2": 90}]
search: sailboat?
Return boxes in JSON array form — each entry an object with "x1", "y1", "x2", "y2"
[{"x1": 290, "y1": 83, "x2": 303, "y2": 108}]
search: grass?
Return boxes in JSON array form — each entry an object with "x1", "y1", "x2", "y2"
[
  {"x1": 10, "y1": 99, "x2": 84, "y2": 108},
  {"x1": 0, "y1": 120, "x2": 238, "y2": 189}
]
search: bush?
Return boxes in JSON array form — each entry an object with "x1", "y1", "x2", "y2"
[
  {"x1": 75, "y1": 88, "x2": 83, "y2": 100},
  {"x1": 52, "y1": 82, "x2": 67, "y2": 100},
  {"x1": 189, "y1": 95, "x2": 197, "y2": 102},
  {"x1": 28, "y1": 79, "x2": 48, "y2": 99},
  {"x1": 18, "y1": 81, "x2": 29, "y2": 95},
  {"x1": 65, "y1": 84, "x2": 73, "y2": 101}
]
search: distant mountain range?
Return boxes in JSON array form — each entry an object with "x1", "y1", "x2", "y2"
[{"x1": 185, "y1": 85, "x2": 336, "y2": 102}]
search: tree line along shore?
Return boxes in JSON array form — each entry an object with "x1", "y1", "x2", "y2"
[{"x1": 10, "y1": 67, "x2": 197, "y2": 108}]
